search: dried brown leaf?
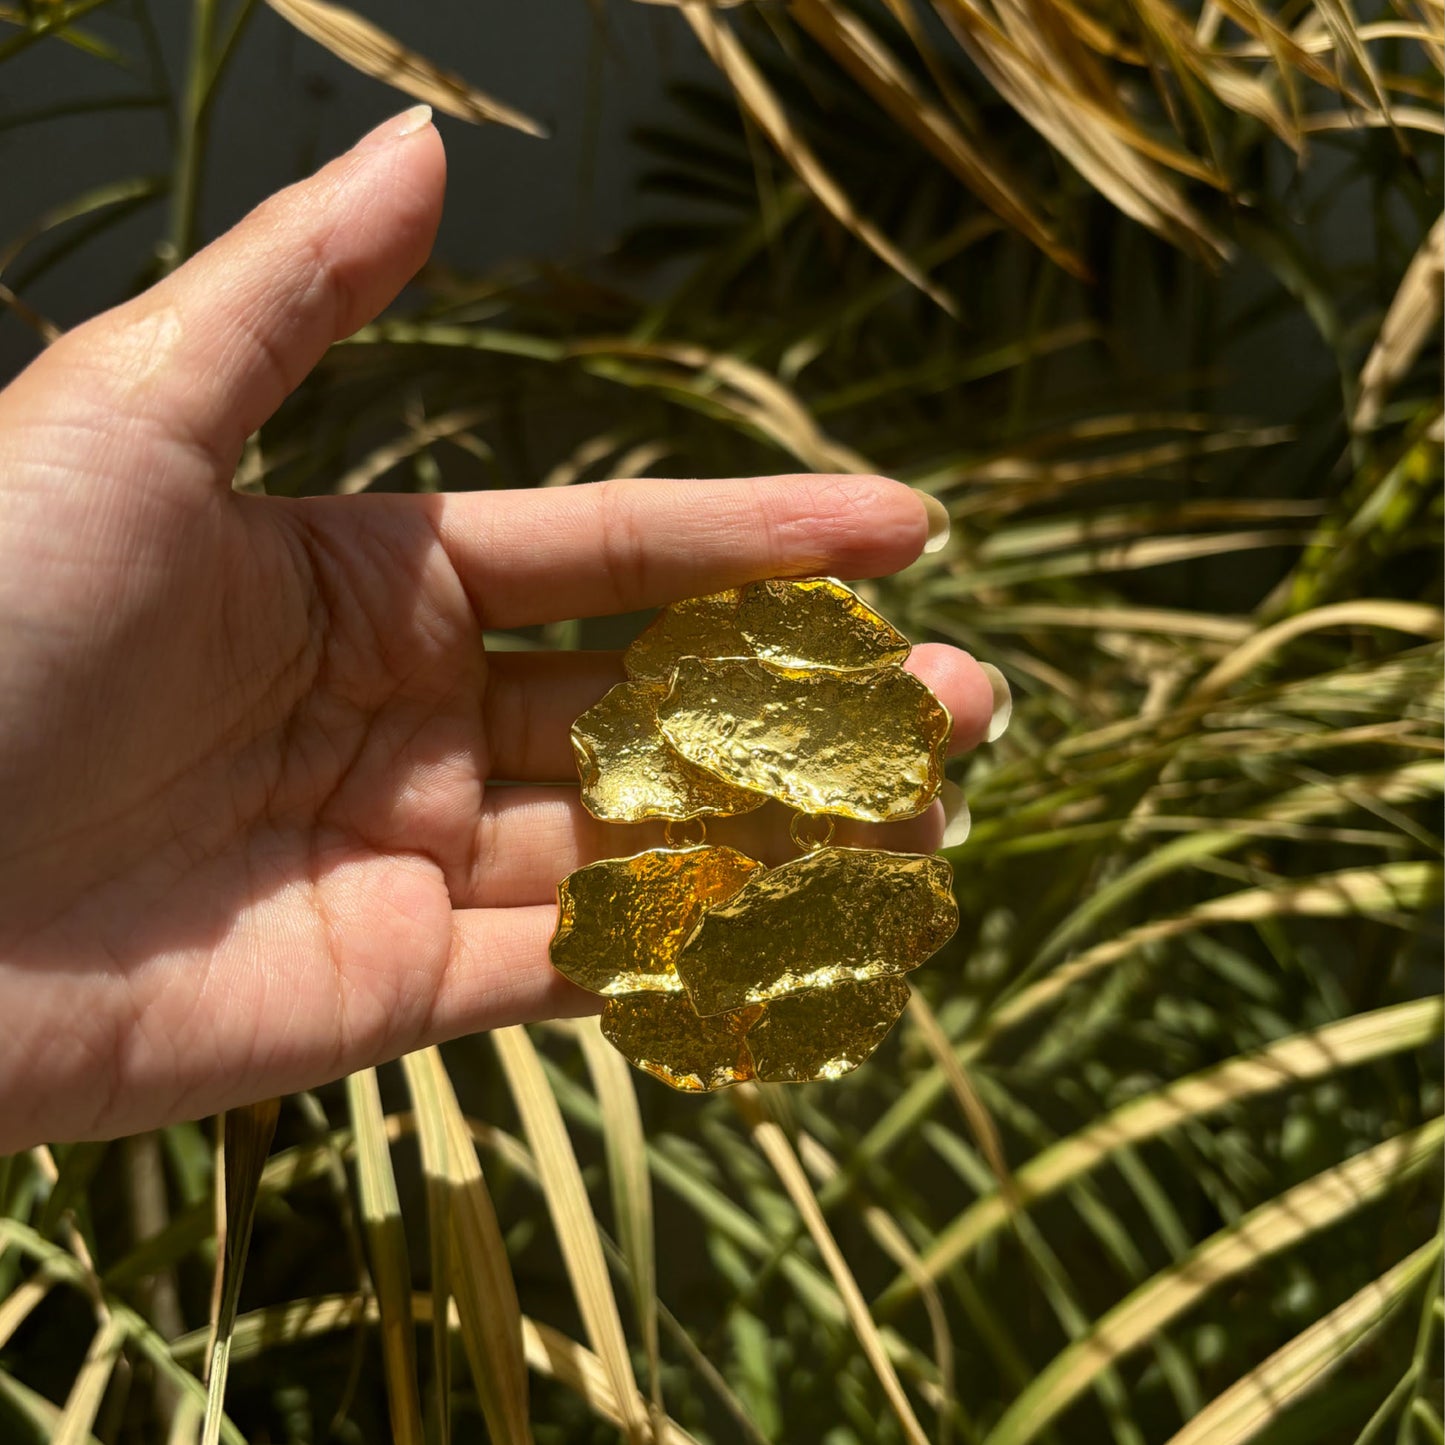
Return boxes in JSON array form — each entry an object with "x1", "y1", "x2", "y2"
[{"x1": 265, "y1": 0, "x2": 545, "y2": 135}]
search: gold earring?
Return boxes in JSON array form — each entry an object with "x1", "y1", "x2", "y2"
[{"x1": 549, "y1": 577, "x2": 959, "y2": 1092}]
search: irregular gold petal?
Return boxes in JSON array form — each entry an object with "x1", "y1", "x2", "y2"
[
  {"x1": 676, "y1": 846, "x2": 957, "y2": 1016},
  {"x1": 746, "y1": 977, "x2": 912, "y2": 1083},
  {"x1": 735, "y1": 577, "x2": 909, "y2": 670},
  {"x1": 623, "y1": 589, "x2": 745, "y2": 681},
  {"x1": 571, "y1": 679, "x2": 766, "y2": 822},
  {"x1": 623, "y1": 578, "x2": 910, "y2": 680},
  {"x1": 657, "y1": 658, "x2": 951, "y2": 822},
  {"x1": 550, "y1": 846, "x2": 763, "y2": 996},
  {"x1": 601, "y1": 994, "x2": 760, "y2": 1092}
]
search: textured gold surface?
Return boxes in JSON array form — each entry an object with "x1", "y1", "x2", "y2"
[
  {"x1": 559, "y1": 574, "x2": 962, "y2": 1092},
  {"x1": 601, "y1": 993, "x2": 760, "y2": 1092},
  {"x1": 623, "y1": 577, "x2": 909, "y2": 678},
  {"x1": 676, "y1": 846, "x2": 958, "y2": 1016},
  {"x1": 735, "y1": 577, "x2": 910, "y2": 670},
  {"x1": 571, "y1": 679, "x2": 766, "y2": 822},
  {"x1": 550, "y1": 846, "x2": 763, "y2": 996},
  {"x1": 657, "y1": 658, "x2": 951, "y2": 821},
  {"x1": 747, "y1": 977, "x2": 912, "y2": 1083},
  {"x1": 623, "y1": 589, "x2": 745, "y2": 681}
]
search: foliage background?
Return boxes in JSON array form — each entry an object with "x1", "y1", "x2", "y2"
[{"x1": 0, "y1": 1, "x2": 1441, "y2": 1443}]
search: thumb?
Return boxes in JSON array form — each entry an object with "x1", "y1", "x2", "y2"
[{"x1": 4, "y1": 104, "x2": 445, "y2": 485}]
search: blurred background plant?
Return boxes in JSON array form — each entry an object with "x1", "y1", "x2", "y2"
[{"x1": 0, "y1": 0, "x2": 1441, "y2": 1441}]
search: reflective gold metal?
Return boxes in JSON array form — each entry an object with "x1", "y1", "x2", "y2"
[
  {"x1": 657, "y1": 657, "x2": 950, "y2": 822},
  {"x1": 549, "y1": 576, "x2": 964, "y2": 1091},
  {"x1": 788, "y1": 811, "x2": 835, "y2": 852},
  {"x1": 664, "y1": 818, "x2": 708, "y2": 849},
  {"x1": 550, "y1": 846, "x2": 762, "y2": 996},
  {"x1": 622, "y1": 588, "x2": 745, "y2": 683},
  {"x1": 675, "y1": 847, "x2": 957, "y2": 1017},
  {"x1": 571, "y1": 679, "x2": 765, "y2": 823},
  {"x1": 600, "y1": 994, "x2": 761, "y2": 1092},
  {"x1": 747, "y1": 977, "x2": 913, "y2": 1083},
  {"x1": 624, "y1": 576, "x2": 908, "y2": 679}
]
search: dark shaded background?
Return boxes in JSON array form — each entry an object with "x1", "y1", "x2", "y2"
[{"x1": 0, "y1": 2, "x2": 713, "y2": 381}]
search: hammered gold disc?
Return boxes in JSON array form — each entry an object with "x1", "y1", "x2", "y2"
[
  {"x1": 623, "y1": 589, "x2": 745, "y2": 682},
  {"x1": 675, "y1": 846, "x2": 958, "y2": 1016},
  {"x1": 623, "y1": 577, "x2": 909, "y2": 679},
  {"x1": 600, "y1": 993, "x2": 761, "y2": 1092},
  {"x1": 657, "y1": 658, "x2": 951, "y2": 822},
  {"x1": 558, "y1": 573, "x2": 964, "y2": 1093},
  {"x1": 746, "y1": 976, "x2": 912, "y2": 1083},
  {"x1": 571, "y1": 679, "x2": 766, "y2": 823},
  {"x1": 550, "y1": 846, "x2": 763, "y2": 996},
  {"x1": 735, "y1": 577, "x2": 909, "y2": 670}
]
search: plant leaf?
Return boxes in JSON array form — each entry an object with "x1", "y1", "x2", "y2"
[
  {"x1": 264, "y1": 0, "x2": 545, "y2": 134},
  {"x1": 982, "y1": 1119, "x2": 1445, "y2": 1445},
  {"x1": 493, "y1": 1026, "x2": 648, "y2": 1444},
  {"x1": 345, "y1": 1069, "x2": 423, "y2": 1445},
  {"x1": 401, "y1": 1047, "x2": 531, "y2": 1445},
  {"x1": 1164, "y1": 1236, "x2": 1442, "y2": 1445}
]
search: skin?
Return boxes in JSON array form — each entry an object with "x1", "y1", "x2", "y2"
[{"x1": 0, "y1": 109, "x2": 996, "y2": 1152}]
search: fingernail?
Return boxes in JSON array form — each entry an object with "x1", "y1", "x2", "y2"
[
  {"x1": 979, "y1": 662, "x2": 1012, "y2": 742},
  {"x1": 940, "y1": 781, "x2": 972, "y2": 849},
  {"x1": 917, "y1": 489, "x2": 951, "y2": 554},
  {"x1": 355, "y1": 104, "x2": 434, "y2": 153}
]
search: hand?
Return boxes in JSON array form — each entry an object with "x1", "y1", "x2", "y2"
[{"x1": 0, "y1": 107, "x2": 1000, "y2": 1151}]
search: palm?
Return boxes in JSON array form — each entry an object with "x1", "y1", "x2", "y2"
[{"x1": 0, "y1": 113, "x2": 990, "y2": 1151}]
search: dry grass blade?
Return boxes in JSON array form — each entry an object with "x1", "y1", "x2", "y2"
[
  {"x1": 930, "y1": 0, "x2": 1227, "y2": 257},
  {"x1": 535, "y1": 1053, "x2": 948, "y2": 1390},
  {"x1": 907, "y1": 988, "x2": 1015, "y2": 1199},
  {"x1": 935, "y1": 426, "x2": 1294, "y2": 506},
  {"x1": 1219, "y1": 21, "x2": 1445, "y2": 56},
  {"x1": 202, "y1": 1099, "x2": 280, "y2": 1445},
  {"x1": 0, "y1": 1219, "x2": 244, "y2": 1445},
  {"x1": 1311, "y1": 0, "x2": 1402, "y2": 138},
  {"x1": 1303, "y1": 106, "x2": 1445, "y2": 135},
  {"x1": 345, "y1": 1069, "x2": 424, "y2": 1445},
  {"x1": 982, "y1": 1119, "x2": 1445, "y2": 1445},
  {"x1": 167, "y1": 1395, "x2": 203, "y2": 1445},
  {"x1": 571, "y1": 337, "x2": 871, "y2": 472},
  {"x1": 738, "y1": 1088, "x2": 932, "y2": 1445},
  {"x1": 0, "y1": 1267, "x2": 58, "y2": 1349},
  {"x1": 879, "y1": 997, "x2": 1444, "y2": 1314},
  {"x1": 979, "y1": 863, "x2": 1441, "y2": 1047},
  {"x1": 0, "y1": 1366, "x2": 87, "y2": 1442},
  {"x1": 679, "y1": 2, "x2": 956, "y2": 313},
  {"x1": 1192, "y1": 600, "x2": 1444, "y2": 700},
  {"x1": 1354, "y1": 213, "x2": 1444, "y2": 431},
  {"x1": 972, "y1": 498, "x2": 1320, "y2": 558},
  {"x1": 540, "y1": 431, "x2": 633, "y2": 489},
  {"x1": 790, "y1": 0, "x2": 1085, "y2": 275},
  {"x1": 0, "y1": 174, "x2": 162, "y2": 277},
  {"x1": 335, "y1": 407, "x2": 490, "y2": 494},
  {"x1": 978, "y1": 604, "x2": 1251, "y2": 643},
  {"x1": 400, "y1": 1047, "x2": 531, "y2": 1445},
  {"x1": 1164, "y1": 1237, "x2": 1442, "y2": 1445},
  {"x1": 797, "y1": 1130, "x2": 958, "y2": 1438},
  {"x1": 574, "y1": 1018, "x2": 664, "y2": 1430},
  {"x1": 493, "y1": 1026, "x2": 648, "y2": 1444},
  {"x1": 0, "y1": 279, "x2": 59, "y2": 344},
  {"x1": 171, "y1": 1293, "x2": 705, "y2": 1443},
  {"x1": 52, "y1": 1316, "x2": 126, "y2": 1445},
  {"x1": 524, "y1": 1315, "x2": 699, "y2": 1443},
  {"x1": 965, "y1": 528, "x2": 1311, "y2": 588},
  {"x1": 264, "y1": 0, "x2": 545, "y2": 134}
]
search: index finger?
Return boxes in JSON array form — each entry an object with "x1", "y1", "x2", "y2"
[{"x1": 426, "y1": 473, "x2": 949, "y2": 628}]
